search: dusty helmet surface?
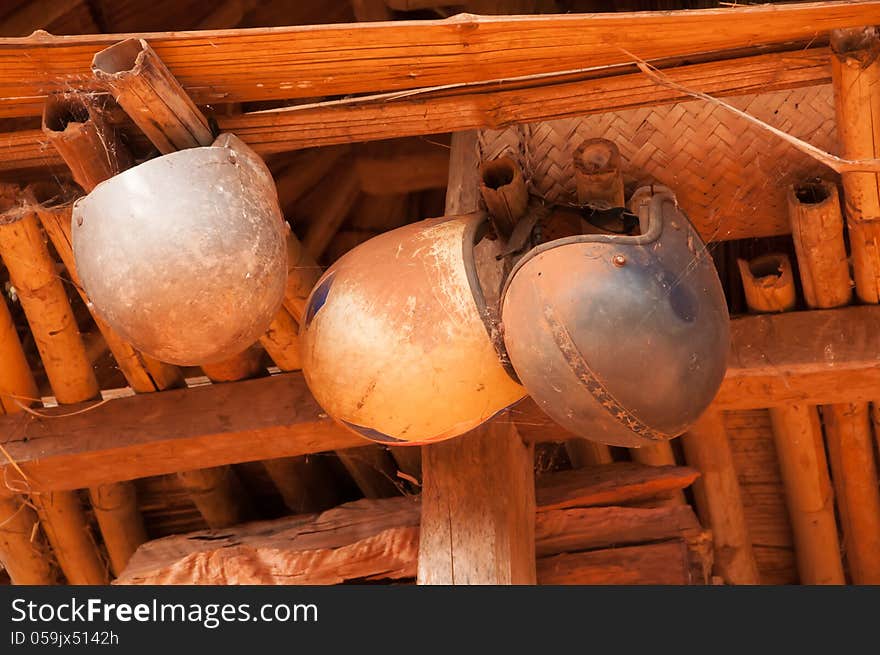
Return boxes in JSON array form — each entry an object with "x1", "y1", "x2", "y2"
[
  {"x1": 501, "y1": 190, "x2": 729, "y2": 447},
  {"x1": 300, "y1": 214, "x2": 525, "y2": 444},
  {"x1": 72, "y1": 134, "x2": 288, "y2": 365}
]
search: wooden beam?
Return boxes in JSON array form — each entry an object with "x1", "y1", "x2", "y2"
[
  {"x1": 715, "y1": 304, "x2": 880, "y2": 410},
  {"x1": 0, "y1": 372, "x2": 361, "y2": 494},
  {"x1": 2, "y1": 303, "x2": 880, "y2": 494},
  {"x1": 0, "y1": 3, "x2": 873, "y2": 118},
  {"x1": 0, "y1": 45, "x2": 832, "y2": 180}
]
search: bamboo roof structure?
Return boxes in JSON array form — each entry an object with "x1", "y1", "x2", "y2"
[{"x1": 0, "y1": 0, "x2": 879, "y2": 586}]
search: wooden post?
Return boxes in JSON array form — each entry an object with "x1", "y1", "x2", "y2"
[
  {"x1": 418, "y1": 130, "x2": 536, "y2": 585},
  {"x1": 739, "y1": 252, "x2": 844, "y2": 584},
  {"x1": 418, "y1": 415, "x2": 536, "y2": 584},
  {"x1": 682, "y1": 409, "x2": 759, "y2": 584},
  {"x1": 826, "y1": 33, "x2": 880, "y2": 582},
  {"x1": 574, "y1": 138, "x2": 626, "y2": 208}
]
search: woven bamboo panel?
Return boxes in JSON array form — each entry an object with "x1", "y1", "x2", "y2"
[{"x1": 477, "y1": 86, "x2": 838, "y2": 242}]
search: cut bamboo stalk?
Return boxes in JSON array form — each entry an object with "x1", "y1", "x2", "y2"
[
  {"x1": 682, "y1": 409, "x2": 759, "y2": 585},
  {"x1": 92, "y1": 38, "x2": 213, "y2": 153},
  {"x1": 88, "y1": 482, "x2": 148, "y2": 577},
  {"x1": 574, "y1": 138, "x2": 626, "y2": 208},
  {"x1": 479, "y1": 156, "x2": 528, "y2": 238},
  {"x1": 38, "y1": 89, "x2": 260, "y2": 540},
  {"x1": 736, "y1": 254, "x2": 797, "y2": 313},
  {"x1": 831, "y1": 27, "x2": 880, "y2": 304},
  {"x1": 787, "y1": 180, "x2": 852, "y2": 308},
  {"x1": 824, "y1": 403, "x2": 880, "y2": 583},
  {"x1": 41, "y1": 93, "x2": 133, "y2": 193},
  {"x1": 828, "y1": 26, "x2": 880, "y2": 583},
  {"x1": 739, "y1": 252, "x2": 844, "y2": 585}
]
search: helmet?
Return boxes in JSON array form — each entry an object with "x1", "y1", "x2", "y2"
[
  {"x1": 300, "y1": 214, "x2": 525, "y2": 444},
  {"x1": 500, "y1": 189, "x2": 729, "y2": 447},
  {"x1": 72, "y1": 134, "x2": 287, "y2": 365}
]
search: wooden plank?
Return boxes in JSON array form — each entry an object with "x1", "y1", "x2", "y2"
[
  {"x1": 0, "y1": 47, "x2": 831, "y2": 174},
  {"x1": 716, "y1": 304, "x2": 880, "y2": 409},
  {"x1": 536, "y1": 463, "x2": 698, "y2": 511},
  {"x1": 116, "y1": 464, "x2": 702, "y2": 584},
  {"x1": 534, "y1": 504, "x2": 701, "y2": 557},
  {"x1": 537, "y1": 539, "x2": 709, "y2": 585},
  {"x1": 116, "y1": 497, "x2": 421, "y2": 585},
  {"x1": 418, "y1": 415, "x2": 536, "y2": 584},
  {"x1": 0, "y1": 2, "x2": 873, "y2": 118}
]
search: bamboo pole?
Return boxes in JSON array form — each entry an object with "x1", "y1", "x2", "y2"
[
  {"x1": 828, "y1": 27, "x2": 880, "y2": 583},
  {"x1": 0, "y1": 305, "x2": 57, "y2": 585},
  {"x1": 682, "y1": 409, "x2": 759, "y2": 584},
  {"x1": 574, "y1": 138, "x2": 626, "y2": 208},
  {"x1": 0, "y1": 194, "x2": 111, "y2": 584},
  {"x1": 175, "y1": 466, "x2": 252, "y2": 530},
  {"x1": 92, "y1": 38, "x2": 213, "y2": 154},
  {"x1": 831, "y1": 27, "x2": 880, "y2": 305},
  {"x1": 87, "y1": 483, "x2": 147, "y2": 577},
  {"x1": 739, "y1": 252, "x2": 844, "y2": 585},
  {"x1": 0, "y1": 494, "x2": 56, "y2": 585}
]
